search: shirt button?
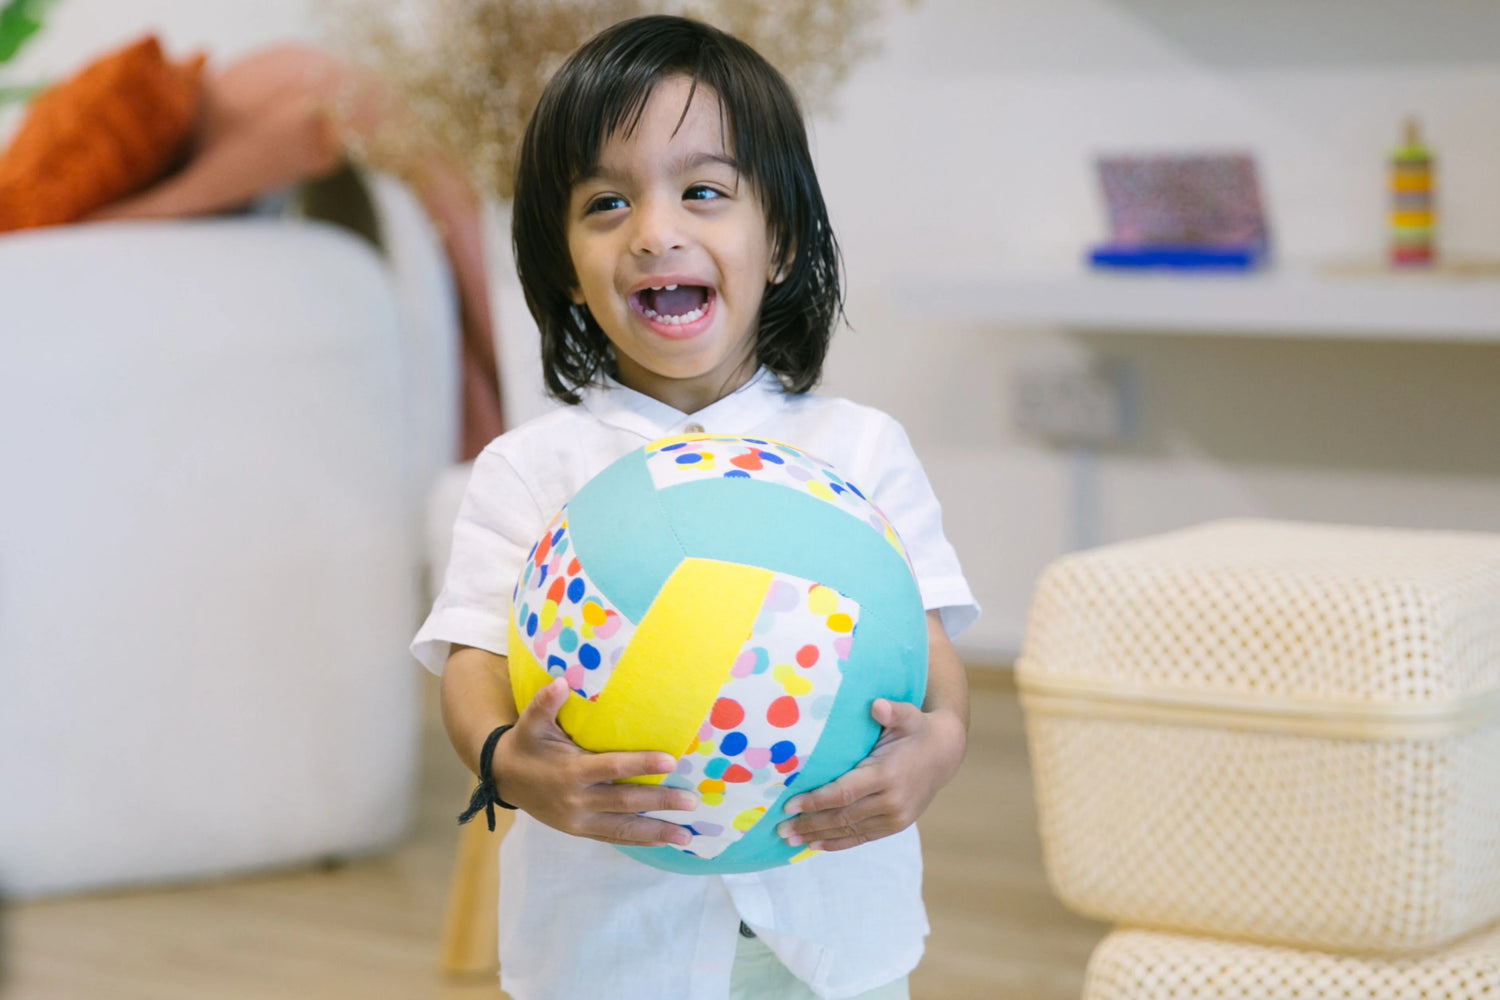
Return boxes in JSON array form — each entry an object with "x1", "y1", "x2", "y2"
[{"x1": 683, "y1": 423, "x2": 705, "y2": 434}]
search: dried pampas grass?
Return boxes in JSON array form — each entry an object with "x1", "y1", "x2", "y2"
[{"x1": 317, "y1": 0, "x2": 911, "y2": 199}]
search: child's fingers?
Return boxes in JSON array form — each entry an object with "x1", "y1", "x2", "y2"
[
  {"x1": 776, "y1": 785, "x2": 888, "y2": 845},
  {"x1": 781, "y1": 759, "x2": 884, "y2": 820},
  {"x1": 802, "y1": 826, "x2": 899, "y2": 853},
  {"x1": 579, "y1": 748, "x2": 680, "y2": 784},
  {"x1": 589, "y1": 814, "x2": 694, "y2": 849},
  {"x1": 778, "y1": 779, "x2": 914, "y2": 849},
  {"x1": 777, "y1": 800, "x2": 888, "y2": 849},
  {"x1": 586, "y1": 779, "x2": 698, "y2": 817}
]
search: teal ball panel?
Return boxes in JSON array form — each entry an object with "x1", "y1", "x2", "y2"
[
  {"x1": 658, "y1": 477, "x2": 925, "y2": 643},
  {"x1": 564, "y1": 448, "x2": 682, "y2": 623}
]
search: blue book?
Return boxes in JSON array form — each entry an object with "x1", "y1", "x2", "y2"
[{"x1": 1088, "y1": 243, "x2": 1268, "y2": 271}]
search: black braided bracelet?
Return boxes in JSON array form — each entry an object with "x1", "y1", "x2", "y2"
[{"x1": 457, "y1": 723, "x2": 518, "y2": 831}]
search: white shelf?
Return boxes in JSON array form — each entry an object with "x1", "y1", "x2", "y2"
[{"x1": 897, "y1": 269, "x2": 1500, "y2": 342}]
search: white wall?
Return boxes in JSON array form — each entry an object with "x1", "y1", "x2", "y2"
[
  {"x1": 811, "y1": 0, "x2": 1500, "y2": 660},
  {"x1": 6, "y1": 0, "x2": 316, "y2": 76},
  {"x1": 13, "y1": 1, "x2": 1500, "y2": 662}
]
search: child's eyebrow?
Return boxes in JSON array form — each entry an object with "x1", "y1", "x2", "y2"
[
  {"x1": 581, "y1": 151, "x2": 739, "y2": 186},
  {"x1": 667, "y1": 151, "x2": 739, "y2": 175}
]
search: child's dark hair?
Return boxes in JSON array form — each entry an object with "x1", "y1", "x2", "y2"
[{"x1": 512, "y1": 15, "x2": 844, "y2": 404}]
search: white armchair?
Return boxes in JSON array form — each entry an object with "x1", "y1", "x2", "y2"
[{"x1": 0, "y1": 178, "x2": 459, "y2": 897}]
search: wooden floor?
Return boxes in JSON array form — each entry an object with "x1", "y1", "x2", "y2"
[{"x1": 3, "y1": 668, "x2": 1108, "y2": 999}]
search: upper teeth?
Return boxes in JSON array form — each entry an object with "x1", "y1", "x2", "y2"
[{"x1": 651, "y1": 284, "x2": 678, "y2": 291}]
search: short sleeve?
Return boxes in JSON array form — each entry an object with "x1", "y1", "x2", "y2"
[
  {"x1": 861, "y1": 415, "x2": 980, "y2": 639},
  {"x1": 410, "y1": 446, "x2": 548, "y2": 673}
]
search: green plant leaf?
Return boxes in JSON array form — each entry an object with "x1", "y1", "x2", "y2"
[{"x1": 0, "y1": 0, "x2": 58, "y2": 65}]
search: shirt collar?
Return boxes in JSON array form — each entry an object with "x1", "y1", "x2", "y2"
[{"x1": 579, "y1": 368, "x2": 786, "y2": 441}]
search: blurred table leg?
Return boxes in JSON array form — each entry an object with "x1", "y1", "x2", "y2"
[{"x1": 441, "y1": 812, "x2": 513, "y2": 977}]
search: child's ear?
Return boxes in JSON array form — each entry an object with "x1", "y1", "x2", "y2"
[
  {"x1": 569, "y1": 287, "x2": 586, "y2": 305},
  {"x1": 768, "y1": 241, "x2": 796, "y2": 285}
]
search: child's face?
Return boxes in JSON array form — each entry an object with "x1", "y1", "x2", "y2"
[{"x1": 567, "y1": 75, "x2": 780, "y2": 413}]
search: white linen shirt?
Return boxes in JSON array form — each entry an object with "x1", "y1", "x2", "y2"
[{"x1": 413, "y1": 369, "x2": 978, "y2": 1000}]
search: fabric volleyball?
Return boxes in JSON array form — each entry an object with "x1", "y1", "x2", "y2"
[{"x1": 507, "y1": 434, "x2": 929, "y2": 874}]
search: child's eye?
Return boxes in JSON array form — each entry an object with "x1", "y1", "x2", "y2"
[
  {"x1": 684, "y1": 185, "x2": 725, "y2": 202},
  {"x1": 585, "y1": 194, "x2": 627, "y2": 215}
]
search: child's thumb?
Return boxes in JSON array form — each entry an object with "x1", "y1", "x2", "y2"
[
  {"x1": 523, "y1": 677, "x2": 569, "y2": 726},
  {"x1": 871, "y1": 697, "x2": 919, "y2": 730}
]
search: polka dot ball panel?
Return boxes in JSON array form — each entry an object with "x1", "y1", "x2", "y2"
[
  {"x1": 645, "y1": 434, "x2": 910, "y2": 565},
  {"x1": 646, "y1": 573, "x2": 858, "y2": 860},
  {"x1": 511, "y1": 506, "x2": 635, "y2": 701}
]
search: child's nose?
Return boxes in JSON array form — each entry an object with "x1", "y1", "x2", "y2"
[{"x1": 628, "y1": 198, "x2": 686, "y2": 257}]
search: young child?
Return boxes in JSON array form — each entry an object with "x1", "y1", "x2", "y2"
[{"x1": 412, "y1": 15, "x2": 978, "y2": 1000}]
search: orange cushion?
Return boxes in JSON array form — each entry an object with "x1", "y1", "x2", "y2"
[{"x1": 0, "y1": 35, "x2": 205, "y2": 232}]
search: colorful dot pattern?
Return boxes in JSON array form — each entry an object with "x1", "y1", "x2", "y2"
[
  {"x1": 644, "y1": 434, "x2": 911, "y2": 566},
  {"x1": 645, "y1": 571, "x2": 858, "y2": 860},
  {"x1": 511, "y1": 505, "x2": 635, "y2": 700}
]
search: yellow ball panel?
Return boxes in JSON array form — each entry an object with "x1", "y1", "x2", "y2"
[{"x1": 508, "y1": 557, "x2": 776, "y2": 787}]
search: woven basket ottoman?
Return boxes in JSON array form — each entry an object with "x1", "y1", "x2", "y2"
[
  {"x1": 1016, "y1": 520, "x2": 1500, "y2": 953},
  {"x1": 1082, "y1": 924, "x2": 1500, "y2": 1000}
]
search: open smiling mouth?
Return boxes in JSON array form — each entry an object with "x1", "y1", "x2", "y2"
[{"x1": 631, "y1": 285, "x2": 714, "y2": 326}]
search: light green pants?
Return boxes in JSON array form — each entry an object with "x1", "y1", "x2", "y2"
[{"x1": 728, "y1": 931, "x2": 911, "y2": 1000}]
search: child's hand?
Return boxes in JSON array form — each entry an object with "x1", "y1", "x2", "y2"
[
  {"x1": 773, "y1": 698, "x2": 966, "y2": 853},
  {"x1": 774, "y1": 613, "x2": 969, "y2": 853},
  {"x1": 493, "y1": 677, "x2": 699, "y2": 848},
  {"x1": 779, "y1": 701, "x2": 967, "y2": 853}
]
